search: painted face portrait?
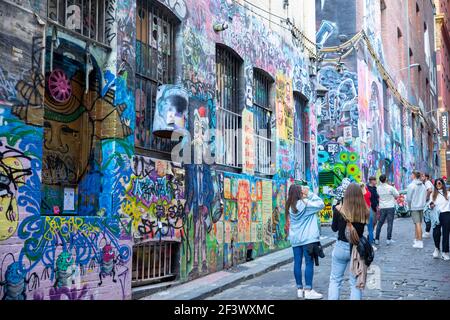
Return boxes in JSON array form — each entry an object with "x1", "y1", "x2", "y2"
[
  {"x1": 153, "y1": 85, "x2": 189, "y2": 138},
  {"x1": 43, "y1": 71, "x2": 93, "y2": 185}
]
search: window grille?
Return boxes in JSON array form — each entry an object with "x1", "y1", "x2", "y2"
[
  {"x1": 294, "y1": 93, "x2": 310, "y2": 180},
  {"x1": 132, "y1": 241, "x2": 178, "y2": 286},
  {"x1": 216, "y1": 45, "x2": 242, "y2": 168},
  {"x1": 135, "y1": 0, "x2": 177, "y2": 153},
  {"x1": 253, "y1": 69, "x2": 273, "y2": 175},
  {"x1": 47, "y1": 0, "x2": 110, "y2": 45}
]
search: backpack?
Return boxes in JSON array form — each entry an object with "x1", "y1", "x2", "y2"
[
  {"x1": 357, "y1": 235, "x2": 375, "y2": 267},
  {"x1": 339, "y1": 208, "x2": 375, "y2": 266}
]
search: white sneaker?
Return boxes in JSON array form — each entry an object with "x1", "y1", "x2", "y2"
[
  {"x1": 297, "y1": 289, "x2": 304, "y2": 299},
  {"x1": 386, "y1": 239, "x2": 396, "y2": 245},
  {"x1": 372, "y1": 245, "x2": 378, "y2": 251},
  {"x1": 442, "y1": 253, "x2": 450, "y2": 261},
  {"x1": 433, "y1": 249, "x2": 440, "y2": 259},
  {"x1": 374, "y1": 239, "x2": 380, "y2": 245},
  {"x1": 304, "y1": 289, "x2": 323, "y2": 300},
  {"x1": 423, "y1": 232, "x2": 431, "y2": 239},
  {"x1": 413, "y1": 240, "x2": 423, "y2": 249}
]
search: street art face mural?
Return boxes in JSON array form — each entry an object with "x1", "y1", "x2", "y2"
[
  {"x1": 0, "y1": 0, "x2": 136, "y2": 300},
  {"x1": 11, "y1": 37, "x2": 132, "y2": 216},
  {"x1": 152, "y1": 85, "x2": 189, "y2": 138}
]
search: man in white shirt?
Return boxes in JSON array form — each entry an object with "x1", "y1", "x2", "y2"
[
  {"x1": 422, "y1": 173, "x2": 434, "y2": 238},
  {"x1": 375, "y1": 175, "x2": 400, "y2": 246}
]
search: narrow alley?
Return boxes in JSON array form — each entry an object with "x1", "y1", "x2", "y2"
[{"x1": 207, "y1": 218, "x2": 450, "y2": 300}]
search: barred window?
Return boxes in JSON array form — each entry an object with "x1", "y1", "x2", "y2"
[
  {"x1": 47, "y1": 0, "x2": 111, "y2": 45},
  {"x1": 135, "y1": 0, "x2": 177, "y2": 153},
  {"x1": 253, "y1": 69, "x2": 274, "y2": 175},
  {"x1": 294, "y1": 92, "x2": 310, "y2": 181},
  {"x1": 216, "y1": 45, "x2": 243, "y2": 168}
]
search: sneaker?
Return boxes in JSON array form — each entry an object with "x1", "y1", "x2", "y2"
[
  {"x1": 423, "y1": 232, "x2": 431, "y2": 239},
  {"x1": 374, "y1": 239, "x2": 380, "y2": 245},
  {"x1": 442, "y1": 253, "x2": 450, "y2": 261},
  {"x1": 372, "y1": 245, "x2": 378, "y2": 251},
  {"x1": 433, "y1": 249, "x2": 440, "y2": 259},
  {"x1": 386, "y1": 239, "x2": 396, "y2": 245},
  {"x1": 413, "y1": 240, "x2": 424, "y2": 249},
  {"x1": 297, "y1": 289, "x2": 304, "y2": 299},
  {"x1": 304, "y1": 289, "x2": 323, "y2": 300}
]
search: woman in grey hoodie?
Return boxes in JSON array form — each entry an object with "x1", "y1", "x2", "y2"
[{"x1": 285, "y1": 184, "x2": 325, "y2": 300}]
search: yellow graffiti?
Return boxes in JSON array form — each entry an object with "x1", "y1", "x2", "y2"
[
  {"x1": 43, "y1": 216, "x2": 101, "y2": 240},
  {"x1": 0, "y1": 157, "x2": 25, "y2": 241}
]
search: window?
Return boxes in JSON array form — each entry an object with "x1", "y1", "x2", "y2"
[
  {"x1": 293, "y1": 93, "x2": 310, "y2": 181},
  {"x1": 253, "y1": 69, "x2": 274, "y2": 175},
  {"x1": 216, "y1": 45, "x2": 243, "y2": 168},
  {"x1": 47, "y1": 0, "x2": 110, "y2": 45},
  {"x1": 135, "y1": 0, "x2": 177, "y2": 154}
]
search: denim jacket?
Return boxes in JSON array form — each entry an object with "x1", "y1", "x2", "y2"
[
  {"x1": 424, "y1": 203, "x2": 441, "y2": 229},
  {"x1": 288, "y1": 193, "x2": 325, "y2": 248}
]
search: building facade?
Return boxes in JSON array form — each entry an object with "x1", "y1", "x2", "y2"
[
  {"x1": 0, "y1": 0, "x2": 317, "y2": 300},
  {"x1": 316, "y1": 0, "x2": 439, "y2": 222},
  {"x1": 435, "y1": 0, "x2": 450, "y2": 178}
]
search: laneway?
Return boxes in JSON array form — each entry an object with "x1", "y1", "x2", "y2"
[{"x1": 207, "y1": 218, "x2": 450, "y2": 300}]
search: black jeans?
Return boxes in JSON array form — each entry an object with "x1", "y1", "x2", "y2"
[
  {"x1": 376, "y1": 208, "x2": 395, "y2": 241},
  {"x1": 433, "y1": 212, "x2": 450, "y2": 253}
]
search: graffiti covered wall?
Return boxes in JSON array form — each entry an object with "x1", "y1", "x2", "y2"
[
  {"x1": 144, "y1": 0, "x2": 317, "y2": 279},
  {"x1": 1, "y1": 0, "x2": 318, "y2": 297},
  {"x1": 316, "y1": 0, "x2": 419, "y2": 223},
  {"x1": 0, "y1": 1, "x2": 135, "y2": 300}
]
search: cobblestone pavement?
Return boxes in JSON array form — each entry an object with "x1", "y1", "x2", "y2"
[{"x1": 207, "y1": 218, "x2": 450, "y2": 300}]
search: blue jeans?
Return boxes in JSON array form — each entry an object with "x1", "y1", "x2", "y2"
[
  {"x1": 328, "y1": 241, "x2": 362, "y2": 300},
  {"x1": 367, "y1": 208, "x2": 375, "y2": 244},
  {"x1": 292, "y1": 245, "x2": 314, "y2": 290}
]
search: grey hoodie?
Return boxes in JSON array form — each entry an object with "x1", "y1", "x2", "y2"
[{"x1": 406, "y1": 179, "x2": 427, "y2": 211}]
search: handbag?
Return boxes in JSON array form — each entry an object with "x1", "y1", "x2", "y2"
[
  {"x1": 357, "y1": 235, "x2": 375, "y2": 266},
  {"x1": 306, "y1": 242, "x2": 325, "y2": 266}
]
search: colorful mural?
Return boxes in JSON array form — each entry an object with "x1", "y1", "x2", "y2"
[
  {"x1": 0, "y1": 0, "x2": 316, "y2": 299},
  {"x1": 0, "y1": 1, "x2": 135, "y2": 300}
]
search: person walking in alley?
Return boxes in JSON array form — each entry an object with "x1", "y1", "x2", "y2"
[
  {"x1": 422, "y1": 173, "x2": 434, "y2": 238},
  {"x1": 427, "y1": 178, "x2": 450, "y2": 260},
  {"x1": 285, "y1": 184, "x2": 325, "y2": 300},
  {"x1": 375, "y1": 175, "x2": 399, "y2": 246},
  {"x1": 406, "y1": 171, "x2": 428, "y2": 249},
  {"x1": 328, "y1": 183, "x2": 370, "y2": 300},
  {"x1": 366, "y1": 177, "x2": 379, "y2": 249}
]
